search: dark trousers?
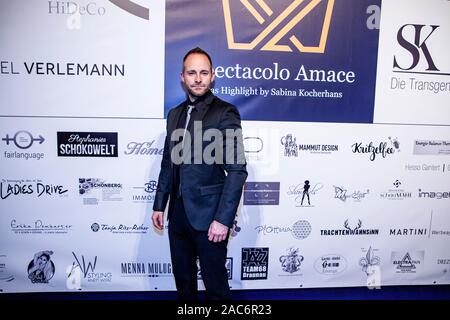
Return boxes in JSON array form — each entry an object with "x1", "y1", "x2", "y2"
[{"x1": 168, "y1": 196, "x2": 231, "y2": 300}]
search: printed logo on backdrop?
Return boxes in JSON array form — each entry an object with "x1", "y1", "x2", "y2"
[
  {"x1": 79, "y1": 178, "x2": 122, "y2": 205},
  {"x1": 391, "y1": 24, "x2": 450, "y2": 94},
  {"x1": 223, "y1": 0, "x2": 334, "y2": 53},
  {"x1": 67, "y1": 251, "x2": 97, "y2": 290},
  {"x1": 243, "y1": 136, "x2": 264, "y2": 162},
  {"x1": 255, "y1": 220, "x2": 312, "y2": 240},
  {"x1": 0, "y1": 255, "x2": 15, "y2": 285},
  {"x1": 388, "y1": 212, "x2": 431, "y2": 239},
  {"x1": 428, "y1": 210, "x2": 450, "y2": 238},
  {"x1": 241, "y1": 247, "x2": 269, "y2": 280},
  {"x1": 278, "y1": 247, "x2": 304, "y2": 276},
  {"x1": 90, "y1": 222, "x2": 149, "y2": 234},
  {"x1": 197, "y1": 258, "x2": 233, "y2": 280},
  {"x1": 165, "y1": 0, "x2": 380, "y2": 123},
  {"x1": 124, "y1": 140, "x2": 164, "y2": 156},
  {"x1": 0, "y1": 179, "x2": 68, "y2": 200},
  {"x1": 109, "y1": 0, "x2": 149, "y2": 20},
  {"x1": 379, "y1": 180, "x2": 412, "y2": 201},
  {"x1": 405, "y1": 162, "x2": 448, "y2": 174},
  {"x1": 437, "y1": 259, "x2": 450, "y2": 279},
  {"x1": 57, "y1": 132, "x2": 118, "y2": 157},
  {"x1": 281, "y1": 134, "x2": 298, "y2": 157},
  {"x1": 391, "y1": 251, "x2": 424, "y2": 274},
  {"x1": 69, "y1": 252, "x2": 113, "y2": 285},
  {"x1": 132, "y1": 180, "x2": 157, "y2": 203},
  {"x1": 243, "y1": 182, "x2": 280, "y2": 205},
  {"x1": 359, "y1": 247, "x2": 381, "y2": 289},
  {"x1": 10, "y1": 219, "x2": 73, "y2": 235},
  {"x1": 389, "y1": 226, "x2": 428, "y2": 237},
  {"x1": 27, "y1": 250, "x2": 55, "y2": 284},
  {"x1": 66, "y1": 262, "x2": 82, "y2": 290},
  {"x1": 121, "y1": 262, "x2": 172, "y2": 278},
  {"x1": 320, "y1": 219, "x2": 379, "y2": 236},
  {"x1": 431, "y1": 228, "x2": 450, "y2": 237},
  {"x1": 334, "y1": 185, "x2": 369, "y2": 203},
  {"x1": 352, "y1": 137, "x2": 400, "y2": 161},
  {"x1": 287, "y1": 180, "x2": 323, "y2": 207},
  {"x1": 1, "y1": 130, "x2": 45, "y2": 160},
  {"x1": 314, "y1": 254, "x2": 347, "y2": 275},
  {"x1": 413, "y1": 140, "x2": 450, "y2": 155},
  {"x1": 418, "y1": 188, "x2": 450, "y2": 200},
  {"x1": 1, "y1": 60, "x2": 125, "y2": 77},
  {"x1": 299, "y1": 143, "x2": 338, "y2": 154},
  {"x1": 281, "y1": 134, "x2": 338, "y2": 157},
  {"x1": 47, "y1": 0, "x2": 110, "y2": 31}
]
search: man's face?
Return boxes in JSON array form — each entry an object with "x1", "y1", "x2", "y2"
[{"x1": 180, "y1": 53, "x2": 215, "y2": 99}]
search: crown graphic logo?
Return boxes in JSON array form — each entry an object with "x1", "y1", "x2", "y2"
[{"x1": 222, "y1": 0, "x2": 334, "y2": 53}]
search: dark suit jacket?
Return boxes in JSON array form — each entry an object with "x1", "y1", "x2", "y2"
[{"x1": 153, "y1": 92, "x2": 248, "y2": 231}]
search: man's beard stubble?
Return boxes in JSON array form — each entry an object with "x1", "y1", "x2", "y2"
[{"x1": 186, "y1": 85, "x2": 209, "y2": 99}]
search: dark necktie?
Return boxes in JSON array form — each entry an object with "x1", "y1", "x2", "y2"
[{"x1": 182, "y1": 105, "x2": 194, "y2": 150}]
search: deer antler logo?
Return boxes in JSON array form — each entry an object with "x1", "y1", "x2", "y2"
[{"x1": 344, "y1": 219, "x2": 362, "y2": 233}]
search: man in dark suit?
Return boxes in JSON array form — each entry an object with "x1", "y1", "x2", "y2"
[{"x1": 152, "y1": 47, "x2": 247, "y2": 300}]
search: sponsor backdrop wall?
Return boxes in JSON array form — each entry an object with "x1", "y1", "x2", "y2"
[{"x1": 1, "y1": 0, "x2": 449, "y2": 293}]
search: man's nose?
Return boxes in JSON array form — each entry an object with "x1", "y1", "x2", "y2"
[{"x1": 195, "y1": 74, "x2": 201, "y2": 82}]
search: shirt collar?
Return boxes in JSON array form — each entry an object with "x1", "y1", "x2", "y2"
[{"x1": 187, "y1": 90, "x2": 214, "y2": 108}]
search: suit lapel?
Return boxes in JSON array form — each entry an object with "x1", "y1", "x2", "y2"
[{"x1": 168, "y1": 104, "x2": 185, "y2": 153}]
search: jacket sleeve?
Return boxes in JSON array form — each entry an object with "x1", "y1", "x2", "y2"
[
  {"x1": 153, "y1": 113, "x2": 173, "y2": 212},
  {"x1": 214, "y1": 105, "x2": 248, "y2": 228}
]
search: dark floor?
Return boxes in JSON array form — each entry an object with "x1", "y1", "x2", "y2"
[{"x1": 2, "y1": 285, "x2": 449, "y2": 300}]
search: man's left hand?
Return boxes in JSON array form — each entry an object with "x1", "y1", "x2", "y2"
[{"x1": 208, "y1": 220, "x2": 229, "y2": 242}]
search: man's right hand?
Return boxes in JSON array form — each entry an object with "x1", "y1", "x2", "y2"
[{"x1": 152, "y1": 211, "x2": 164, "y2": 230}]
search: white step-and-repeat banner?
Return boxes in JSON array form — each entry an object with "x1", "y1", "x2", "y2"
[{"x1": 0, "y1": 0, "x2": 449, "y2": 293}]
